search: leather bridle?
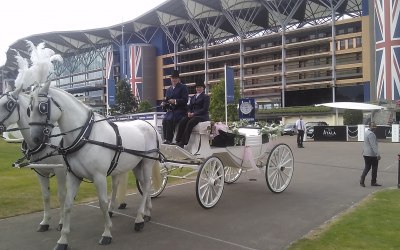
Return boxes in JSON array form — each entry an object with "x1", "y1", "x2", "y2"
[{"x1": 0, "y1": 93, "x2": 20, "y2": 133}]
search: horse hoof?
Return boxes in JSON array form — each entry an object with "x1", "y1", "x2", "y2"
[
  {"x1": 37, "y1": 224, "x2": 50, "y2": 232},
  {"x1": 118, "y1": 203, "x2": 127, "y2": 209},
  {"x1": 57, "y1": 224, "x2": 63, "y2": 231},
  {"x1": 53, "y1": 243, "x2": 68, "y2": 250},
  {"x1": 99, "y1": 236, "x2": 112, "y2": 245},
  {"x1": 144, "y1": 215, "x2": 151, "y2": 222},
  {"x1": 108, "y1": 211, "x2": 113, "y2": 218},
  {"x1": 134, "y1": 222, "x2": 145, "y2": 231}
]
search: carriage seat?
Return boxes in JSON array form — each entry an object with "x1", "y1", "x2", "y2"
[{"x1": 185, "y1": 121, "x2": 212, "y2": 156}]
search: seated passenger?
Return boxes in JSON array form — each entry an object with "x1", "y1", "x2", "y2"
[
  {"x1": 175, "y1": 82, "x2": 210, "y2": 148},
  {"x1": 161, "y1": 70, "x2": 188, "y2": 144}
]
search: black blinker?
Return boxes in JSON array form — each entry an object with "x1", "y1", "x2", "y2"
[
  {"x1": 6, "y1": 100, "x2": 16, "y2": 112},
  {"x1": 38, "y1": 102, "x2": 48, "y2": 115}
]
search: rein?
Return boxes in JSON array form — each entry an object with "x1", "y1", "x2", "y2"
[{"x1": 13, "y1": 139, "x2": 61, "y2": 176}]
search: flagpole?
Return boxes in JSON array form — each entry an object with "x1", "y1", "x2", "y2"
[
  {"x1": 121, "y1": 23, "x2": 126, "y2": 79},
  {"x1": 224, "y1": 65, "x2": 228, "y2": 125}
]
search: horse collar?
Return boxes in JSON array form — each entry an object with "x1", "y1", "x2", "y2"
[{"x1": 58, "y1": 111, "x2": 95, "y2": 156}]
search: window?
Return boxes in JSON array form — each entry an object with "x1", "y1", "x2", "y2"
[
  {"x1": 355, "y1": 37, "x2": 362, "y2": 47},
  {"x1": 339, "y1": 40, "x2": 346, "y2": 50},
  {"x1": 337, "y1": 28, "x2": 345, "y2": 35},
  {"x1": 348, "y1": 38, "x2": 354, "y2": 49}
]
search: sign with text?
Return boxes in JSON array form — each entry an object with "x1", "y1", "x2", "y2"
[
  {"x1": 239, "y1": 98, "x2": 255, "y2": 122},
  {"x1": 376, "y1": 125, "x2": 391, "y2": 139},
  {"x1": 314, "y1": 126, "x2": 347, "y2": 141}
]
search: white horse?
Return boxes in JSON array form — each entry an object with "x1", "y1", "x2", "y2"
[
  {"x1": 0, "y1": 85, "x2": 66, "y2": 232},
  {"x1": 28, "y1": 82, "x2": 162, "y2": 250}
]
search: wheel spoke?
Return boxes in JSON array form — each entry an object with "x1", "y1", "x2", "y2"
[
  {"x1": 199, "y1": 181, "x2": 208, "y2": 191},
  {"x1": 280, "y1": 157, "x2": 292, "y2": 168},
  {"x1": 279, "y1": 171, "x2": 285, "y2": 189},
  {"x1": 207, "y1": 186, "x2": 213, "y2": 203},
  {"x1": 201, "y1": 185, "x2": 209, "y2": 201},
  {"x1": 281, "y1": 169, "x2": 290, "y2": 178},
  {"x1": 269, "y1": 170, "x2": 278, "y2": 186}
]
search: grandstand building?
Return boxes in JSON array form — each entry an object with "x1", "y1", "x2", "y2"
[{"x1": 1, "y1": 0, "x2": 399, "y2": 122}]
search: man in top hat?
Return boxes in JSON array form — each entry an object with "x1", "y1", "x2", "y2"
[
  {"x1": 174, "y1": 81, "x2": 210, "y2": 148},
  {"x1": 161, "y1": 70, "x2": 189, "y2": 144}
]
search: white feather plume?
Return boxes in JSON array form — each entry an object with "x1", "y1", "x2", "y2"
[
  {"x1": 14, "y1": 52, "x2": 29, "y2": 90},
  {"x1": 14, "y1": 40, "x2": 63, "y2": 90}
]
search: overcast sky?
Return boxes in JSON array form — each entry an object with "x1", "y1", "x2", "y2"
[{"x1": 0, "y1": 0, "x2": 166, "y2": 66}]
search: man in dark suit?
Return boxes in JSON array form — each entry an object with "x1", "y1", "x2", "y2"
[
  {"x1": 161, "y1": 70, "x2": 188, "y2": 144},
  {"x1": 175, "y1": 81, "x2": 210, "y2": 148}
]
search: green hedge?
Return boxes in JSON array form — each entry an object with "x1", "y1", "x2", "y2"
[{"x1": 258, "y1": 106, "x2": 332, "y2": 114}]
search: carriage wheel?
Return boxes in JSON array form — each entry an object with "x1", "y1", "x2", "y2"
[
  {"x1": 196, "y1": 156, "x2": 225, "y2": 209},
  {"x1": 224, "y1": 166, "x2": 242, "y2": 184},
  {"x1": 265, "y1": 143, "x2": 294, "y2": 193},
  {"x1": 136, "y1": 165, "x2": 168, "y2": 198}
]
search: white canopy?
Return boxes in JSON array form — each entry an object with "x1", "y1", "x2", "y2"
[{"x1": 315, "y1": 102, "x2": 386, "y2": 110}]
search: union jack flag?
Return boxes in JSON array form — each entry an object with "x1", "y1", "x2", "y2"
[
  {"x1": 375, "y1": 0, "x2": 400, "y2": 100},
  {"x1": 129, "y1": 45, "x2": 143, "y2": 100}
]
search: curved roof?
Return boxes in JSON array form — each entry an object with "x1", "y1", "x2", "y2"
[{"x1": 0, "y1": 0, "x2": 362, "y2": 79}]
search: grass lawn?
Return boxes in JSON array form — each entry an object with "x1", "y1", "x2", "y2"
[
  {"x1": 0, "y1": 138, "x2": 140, "y2": 219},
  {"x1": 289, "y1": 189, "x2": 400, "y2": 250}
]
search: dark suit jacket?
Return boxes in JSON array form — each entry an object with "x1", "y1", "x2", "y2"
[
  {"x1": 163, "y1": 82, "x2": 189, "y2": 122},
  {"x1": 188, "y1": 92, "x2": 210, "y2": 120}
]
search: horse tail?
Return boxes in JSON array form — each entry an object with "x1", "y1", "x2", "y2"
[{"x1": 152, "y1": 161, "x2": 162, "y2": 191}]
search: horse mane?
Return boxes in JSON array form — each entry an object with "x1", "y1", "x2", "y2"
[{"x1": 49, "y1": 87, "x2": 94, "y2": 111}]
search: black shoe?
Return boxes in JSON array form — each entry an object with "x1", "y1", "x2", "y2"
[
  {"x1": 360, "y1": 183, "x2": 365, "y2": 187},
  {"x1": 371, "y1": 183, "x2": 382, "y2": 186},
  {"x1": 163, "y1": 140, "x2": 171, "y2": 144},
  {"x1": 118, "y1": 203, "x2": 127, "y2": 209},
  {"x1": 177, "y1": 142, "x2": 184, "y2": 149}
]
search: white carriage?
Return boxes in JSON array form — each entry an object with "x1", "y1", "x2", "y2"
[{"x1": 138, "y1": 121, "x2": 294, "y2": 209}]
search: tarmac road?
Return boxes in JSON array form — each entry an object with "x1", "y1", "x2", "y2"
[{"x1": 0, "y1": 136, "x2": 398, "y2": 250}]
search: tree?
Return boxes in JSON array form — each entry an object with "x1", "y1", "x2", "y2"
[
  {"x1": 209, "y1": 80, "x2": 240, "y2": 122},
  {"x1": 343, "y1": 109, "x2": 363, "y2": 125},
  {"x1": 137, "y1": 100, "x2": 153, "y2": 113},
  {"x1": 112, "y1": 79, "x2": 138, "y2": 114}
]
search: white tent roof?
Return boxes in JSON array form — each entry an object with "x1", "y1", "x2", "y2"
[{"x1": 315, "y1": 102, "x2": 386, "y2": 110}]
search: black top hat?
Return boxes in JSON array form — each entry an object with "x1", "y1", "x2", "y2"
[
  {"x1": 170, "y1": 70, "x2": 180, "y2": 78},
  {"x1": 195, "y1": 82, "x2": 206, "y2": 88}
]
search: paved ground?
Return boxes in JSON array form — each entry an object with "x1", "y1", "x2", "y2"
[{"x1": 0, "y1": 136, "x2": 399, "y2": 250}]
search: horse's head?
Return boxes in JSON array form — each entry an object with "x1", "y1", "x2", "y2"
[
  {"x1": 0, "y1": 85, "x2": 22, "y2": 133},
  {"x1": 29, "y1": 81, "x2": 62, "y2": 146}
]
